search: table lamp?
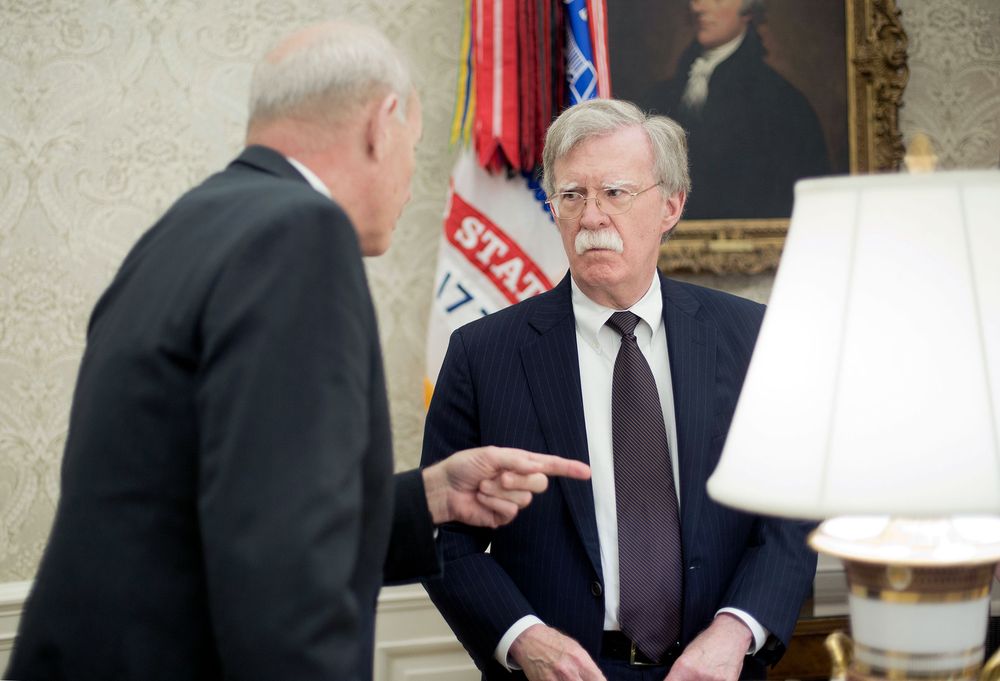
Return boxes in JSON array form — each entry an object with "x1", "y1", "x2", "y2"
[{"x1": 706, "y1": 168, "x2": 1000, "y2": 681}]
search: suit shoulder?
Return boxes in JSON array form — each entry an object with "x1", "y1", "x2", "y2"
[
  {"x1": 168, "y1": 171, "x2": 358, "y2": 257},
  {"x1": 670, "y1": 278, "x2": 763, "y2": 308},
  {"x1": 205, "y1": 169, "x2": 349, "y2": 226},
  {"x1": 666, "y1": 278, "x2": 765, "y2": 327},
  {"x1": 113, "y1": 171, "x2": 362, "y2": 306}
]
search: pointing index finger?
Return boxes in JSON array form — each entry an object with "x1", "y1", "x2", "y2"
[
  {"x1": 522, "y1": 451, "x2": 591, "y2": 480},
  {"x1": 485, "y1": 447, "x2": 591, "y2": 480}
]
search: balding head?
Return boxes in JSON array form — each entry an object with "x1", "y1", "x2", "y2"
[
  {"x1": 246, "y1": 21, "x2": 412, "y2": 139},
  {"x1": 243, "y1": 21, "x2": 422, "y2": 258}
]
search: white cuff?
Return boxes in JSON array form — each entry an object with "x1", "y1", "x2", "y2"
[
  {"x1": 494, "y1": 615, "x2": 544, "y2": 671},
  {"x1": 716, "y1": 607, "x2": 769, "y2": 654}
]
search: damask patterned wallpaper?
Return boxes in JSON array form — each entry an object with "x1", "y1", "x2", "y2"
[
  {"x1": 898, "y1": 0, "x2": 1000, "y2": 167},
  {"x1": 0, "y1": 0, "x2": 998, "y2": 582}
]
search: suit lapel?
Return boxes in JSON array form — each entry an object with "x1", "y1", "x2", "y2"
[
  {"x1": 660, "y1": 274, "x2": 717, "y2": 557},
  {"x1": 520, "y1": 275, "x2": 603, "y2": 579}
]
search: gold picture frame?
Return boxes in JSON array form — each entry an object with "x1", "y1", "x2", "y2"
[{"x1": 651, "y1": 0, "x2": 909, "y2": 275}]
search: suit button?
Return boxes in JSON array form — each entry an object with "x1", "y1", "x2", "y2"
[{"x1": 591, "y1": 581, "x2": 603, "y2": 597}]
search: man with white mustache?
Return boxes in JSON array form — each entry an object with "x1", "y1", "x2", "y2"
[
  {"x1": 421, "y1": 98, "x2": 816, "y2": 681},
  {"x1": 576, "y1": 227, "x2": 624, "y2": 255}
]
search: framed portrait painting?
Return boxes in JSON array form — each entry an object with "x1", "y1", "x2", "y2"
[{"x1": 608, "y1": 0, "x2": 909, "y2": 274}]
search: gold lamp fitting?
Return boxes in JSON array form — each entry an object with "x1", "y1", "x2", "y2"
[{"x1": 903, "y1": 132, "x2": 938, "y2": 173}]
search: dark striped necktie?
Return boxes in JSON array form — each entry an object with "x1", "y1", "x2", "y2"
[{"x1": 606, "y1": 310, "x2": 683, "y2": 661}]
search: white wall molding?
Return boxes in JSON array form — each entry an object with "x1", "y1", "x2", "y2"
[
  {"x1": 0, "y1": 581, "x2": 31, "y2": 673},
  {"x1": 813, "y1": 554, "x2": 850, "y2": 617},
  {"x1": 374, "y1": 584, "x2": 478, "y2": 681},
  {"x1": 376, "y1": 582, "x2": 442, "y2": 613}
]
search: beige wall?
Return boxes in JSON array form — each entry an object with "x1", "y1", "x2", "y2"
[
  {"x1": 1, "y1": 0, "x2": 999, "y2": 584},
  {"x1": 0, "y1": 0, "x2": 463, "y2": 581}
]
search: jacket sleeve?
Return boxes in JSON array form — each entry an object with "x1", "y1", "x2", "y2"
[
  {"x1": 420, "y1": 330, "x2": 538, "y2": 672},
  {"x1": 721, "y1": 515, "x2": 817, "y2": 661},
  {"x1": 383, "y1": 469, "x2": 440, "y2": 585},
  {"x1": 700, "y1": 290, "x2": 817, "y2": 661}
]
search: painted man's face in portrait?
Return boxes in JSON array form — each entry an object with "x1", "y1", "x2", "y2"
[{"x1": 689, "y1": 0, "x2": 750, "y2": 49}]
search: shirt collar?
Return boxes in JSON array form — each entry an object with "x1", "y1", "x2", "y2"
[
  {"x1": 285, "y1": 156, "x2": 331, "y2": 199},
  {"x1": 571, "y1": 272, "x2": 663, "y2": 346}
]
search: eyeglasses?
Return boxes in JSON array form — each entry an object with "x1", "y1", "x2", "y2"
[{"x1": 545, "y1": 183, "x2": 662, "y2": 220}]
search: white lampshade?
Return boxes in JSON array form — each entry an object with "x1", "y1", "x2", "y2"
[{"x1": 707, "y1": 170, "x2": 1000, "y2": 520}]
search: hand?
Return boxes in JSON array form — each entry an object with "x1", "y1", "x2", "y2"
[
  {"x1": 509, "y1": 624, "x2": 606, "y2": 681},
  {"x1": 664, "y1": 614, "x2": 752, "y2": 681},
  {"x1": 422, "y1": 447, "x2": 590, "y2": 528}
]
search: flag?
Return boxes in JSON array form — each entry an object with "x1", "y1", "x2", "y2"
[{"x1": 425, "y1": 0, "x2": 610, "y2": 405}]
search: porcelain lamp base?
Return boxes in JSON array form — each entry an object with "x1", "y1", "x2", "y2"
[{"x1": 810, "y1": 517, "x2": 1000, "y2": 681}]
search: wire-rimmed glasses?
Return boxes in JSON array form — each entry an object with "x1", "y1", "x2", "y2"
[{"x1": 545, "y1": 183, "x2": 662, "y2": 220}]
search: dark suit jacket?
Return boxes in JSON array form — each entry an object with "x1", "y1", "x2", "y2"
[
  {"x1": 421, "y1": 273, "x2": 816, "y2": 679},
  {"x1": 6, "y1": 146, "x2": 439, "y2": 681},
  {"x1": 643, "y1": 25, "x2": 830, "y2": 219}
]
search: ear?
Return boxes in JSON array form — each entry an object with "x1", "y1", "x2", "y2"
[
  {"x1": 659, "y1": 190, "x2": 686, "y2": 237},
  {"x1": 365, "y1": 93, "x2": 400, "y2": 162}
]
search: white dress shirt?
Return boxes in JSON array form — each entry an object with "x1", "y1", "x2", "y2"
[
  {"x1": 494, "y1": 274, "x2": 767, "y2": 670},
  {"x1": 285, "y1": 156, "x2": 331, "y2": 198}
]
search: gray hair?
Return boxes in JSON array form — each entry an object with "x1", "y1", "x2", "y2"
[
  {"x1": 541, "y1": 99, "x2": 691, "y2": 199},
  {"x1": 247, "y1": 22, "x2": 412, "y2": 129}
]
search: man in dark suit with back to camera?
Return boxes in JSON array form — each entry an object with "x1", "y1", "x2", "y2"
[
  {"x1": 643, "y1": 0, "x2": 829, "y2": 219},
  {"x1": 421, "y1": 98, "x2": 816, "y2": 681},
  {"x1": 6, "y1": 21, "x2": 589, "y2": 681}
]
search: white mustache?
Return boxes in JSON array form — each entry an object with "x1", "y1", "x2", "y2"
[{"x1": 575, "y1": 228, "x2": 624, "y2": 255}]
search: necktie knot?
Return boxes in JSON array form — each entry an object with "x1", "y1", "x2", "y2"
[{"x1": 606, "y1": 311, "x2": 640, "y2": 340}]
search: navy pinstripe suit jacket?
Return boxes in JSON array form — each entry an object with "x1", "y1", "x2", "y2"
[{"x1": 421, "y1": 271, "x2": 816, "y2": 679}]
